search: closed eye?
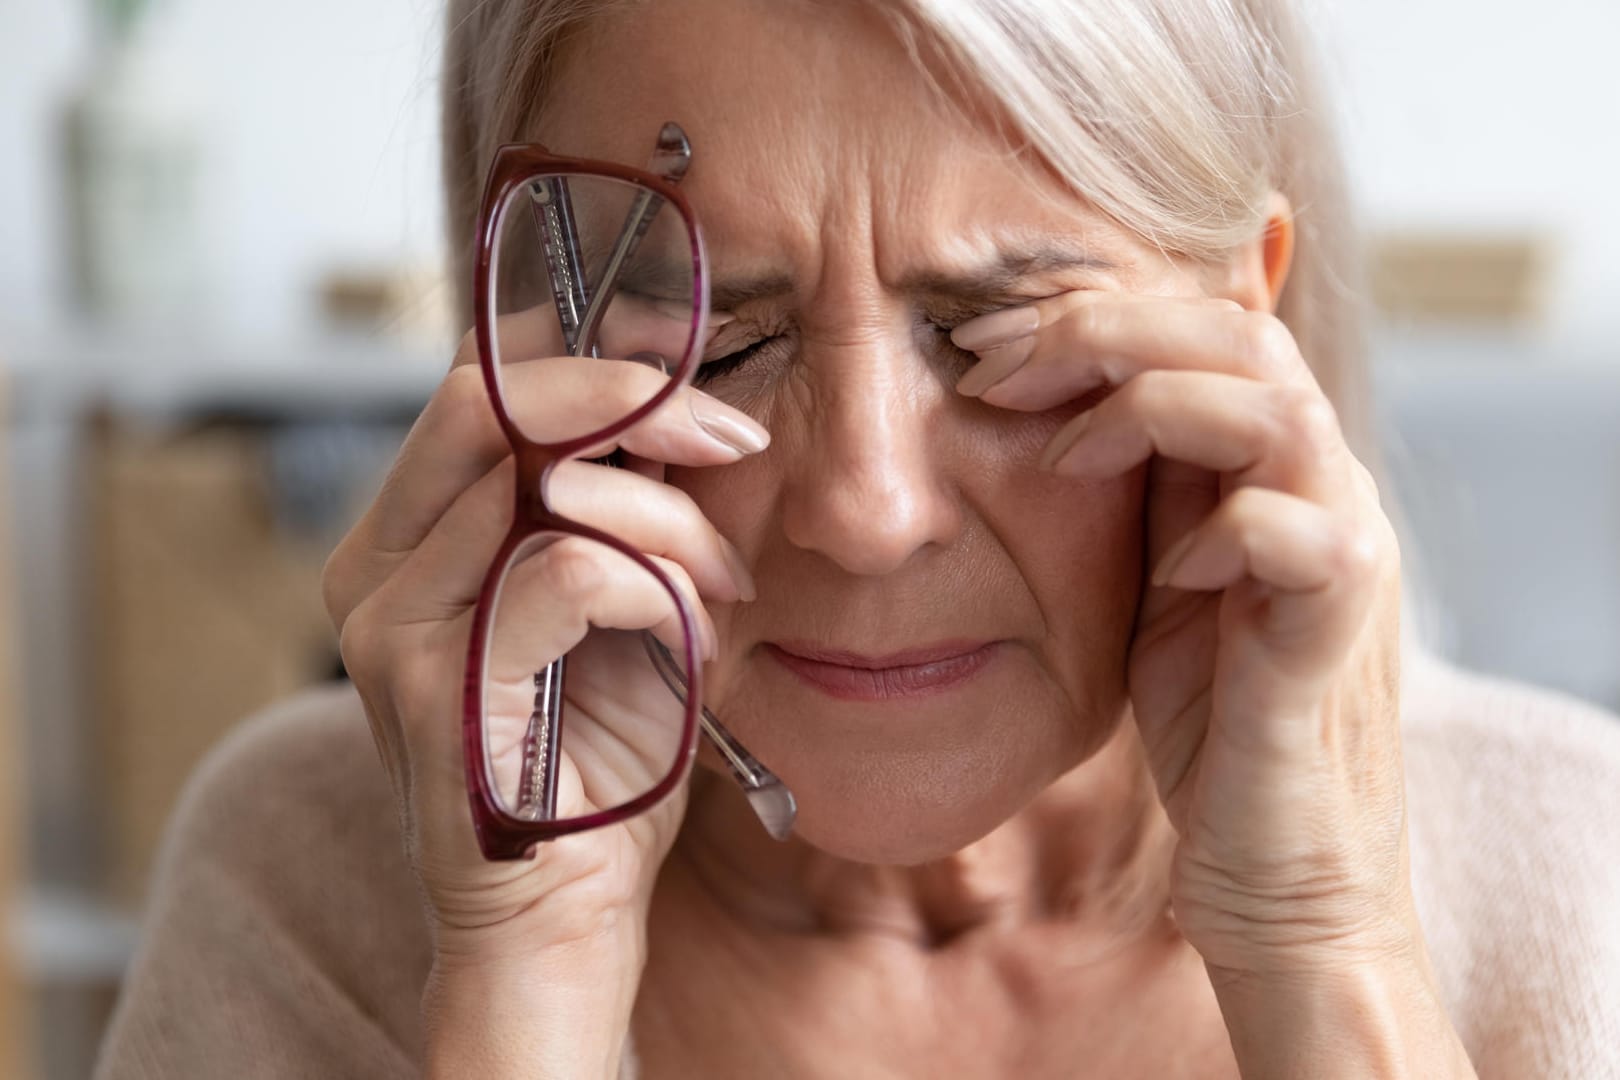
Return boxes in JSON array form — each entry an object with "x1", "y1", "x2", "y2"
[{"x1": 696, "y1": 336, "x2": 781, "y2": 385}]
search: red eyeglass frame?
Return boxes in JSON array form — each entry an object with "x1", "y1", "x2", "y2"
[{"x1": 462, "y1": 143, "x2": 711, "y2": 860}]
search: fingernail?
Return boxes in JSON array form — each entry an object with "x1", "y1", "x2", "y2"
[
  {"x1": 628, "y1": 351, "x2": 670, "y2": 374},
  {"x1": 690, "y1": 394, "x2": 771, "y2": 455},
  {"x1": 951, "y1": 305, "x2": 1040, "y2": 352},
  {"x1": 1151, "y1": 530, "x2": 1200, "y2": 588},
  {"x1": 651, "y1": 298, "x2": 729, "y2": 327},
  {"x1": 719, "y1": 536, "x2": 757, "y2": 602},
  {"x1": 955, "y1": 337, "x2": 1036, "y2": 398},
  {"x1": 1038, "y1": 411, "x2": 1094, "y2": 472},
  {"x1": 701, "y1": 618, "x2": 719, "y2": 663}
]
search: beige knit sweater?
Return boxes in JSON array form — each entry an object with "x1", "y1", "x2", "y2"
[{"x1": 95, "y1": 654, "x2": 1620, "y2": 1078}]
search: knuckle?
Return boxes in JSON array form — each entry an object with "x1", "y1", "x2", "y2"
[
  {"x1": 1241, "y1": 314, "x2": 1298, "y2": 376},
  {"x1": 1274, "y1": 386, "x2": 1341, "y2": 450},
  {"x1": 1223, "y1": 484, "x2": 1270, "y2": 523},
  {"x1": 1218, "y1": 488, "x2": 1274, "y2": 544},
  {"x1": 537, "y1": 537, "x2": 608, "y2": 601},
  {"x1": 659, "y1": 480, "x2": 705, "y2": 526},
  {"x1": 1120, "y1": 367, "x2": 1169, "y2": 410},
  {"x1": 611, "y1": 365, "x2": 661, "y2": 418},
  {"x1": 410, "y1": 363, "x2": 502, "y2": 462},
  {"x1": 452, "y1": 326, "x2": 481, "y2": 370},
  {"x1": 391, "y1": 631, "x2": 455, "y2": 738},
  {"x1": 1071, "y1": 301, "x2": 1112, "y2": 348},
  {"x1": 659, "y1": 557, "x2": 699, "y2": 602},
  {"x1": 1362, "y1": 502, "x2": 1403, "y2": 571},
  {"x1": 336, "y1": 596, "x2": 387, "y2": 690},
  {"x1": 1351, "y1": 458, "x2": 1385, "y2": 504},
  {"x1": 439, "y1": 361, "x2": 497, "y2": 435},
  {"x1": 1332, "y1": 522, "x2": 1384, "y2": 580},
  {"x1": 320, "y1": 540, "x2": 356, "y2": 628}
]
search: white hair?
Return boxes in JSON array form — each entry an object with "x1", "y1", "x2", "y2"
[{"x1": 442, "y1": 0, "x2": 1373, "y2": 458}]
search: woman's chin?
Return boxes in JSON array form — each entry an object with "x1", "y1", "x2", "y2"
[
  {"x1": 698, "y1": 650, "x2": 1114, "y2": 864},
  {"x1": 766, "y1": 729, "x2": 1075, "y2": 866}
]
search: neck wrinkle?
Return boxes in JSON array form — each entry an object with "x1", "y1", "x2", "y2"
[{"x1": 672, "y1": 721, "x2": 1177, "y2": 948}]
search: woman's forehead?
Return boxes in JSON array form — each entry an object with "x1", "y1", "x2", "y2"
[{"x1": 539, "y1": 1, "x2": 1145, "y2": 297}]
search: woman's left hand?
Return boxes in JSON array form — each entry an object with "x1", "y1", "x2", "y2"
[
  {"x1": 953, "y1": 295, "x2": 1484, "y2": 1075},
  {"x1": 953, "y1": 293, "x2": 1410, "y2": 977}
]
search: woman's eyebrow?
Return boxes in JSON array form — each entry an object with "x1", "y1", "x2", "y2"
[
  {"x1": 627, "y1": 243, "x2": 1115, "y2": 311},
  {"x1": 900, "y1": 243, "x2": 1119, "y2": 298},
  {"x1": 618, "y1": 260, "x2": 795, "y2": 312},
  {"x1": 707, "y1": 272, "x2": 797, "y2": 312}
]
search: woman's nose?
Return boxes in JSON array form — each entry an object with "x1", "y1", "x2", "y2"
[{"x1": 778, "y1": 343, "x2": 963, "y2": 576}]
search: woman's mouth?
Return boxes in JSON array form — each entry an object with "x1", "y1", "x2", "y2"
[{"x1": 764, "y1": 640, "x2": 1001, "y2": 702}]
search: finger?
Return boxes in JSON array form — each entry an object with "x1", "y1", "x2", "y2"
[
  {"x1": 546, "y1": 459, "x2": 756, "y2": 602},
  {"x1": 952, "y1": 295, "x2": 1318, "y2": 412},
  {"x1": 473, "y1": 289, "x2": 714, "y2": 374},
  {"x1": 1038, "y1": 370, "x2": 1349, "y2": 504},
  {"x1": 487, "y1": 539, "x2": 715, "y2": 692},
  {"x1": 1149, "y1": 486, "x2": 1384, "y2": 662},
  {"x1": 497, "y1": 353, "x2": 770, "y2": 458},
  {"x1": 452, "y1": 305, "x2": 567, "y2": 370},
  {"x1": 324, "y1": 365, "x2": 765, "y2": 624},
  {"x1": 366, "y1": 455, "x2": 752, "y2": 628},
  {"x1": 1134, "y1": 456, "x2": 1220, "y2": 631},
  {"x1": 363, "y1": 542, "x2": 712, "y2": 780}
]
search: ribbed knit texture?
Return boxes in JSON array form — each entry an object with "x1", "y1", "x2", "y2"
[{"x1": 95, "y1": 656, "x2": 1620, "y2": 1078}]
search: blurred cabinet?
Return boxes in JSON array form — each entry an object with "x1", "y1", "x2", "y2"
[
  {"x1": 2, "y1": 374, "x2": 37, "y2": 1080},
  {"x1": 3, "y1": 329, "x2": 440, "y2": 1079},
  {"x1": 90, "y1": 420, "x2": 339, "y2": 904}
]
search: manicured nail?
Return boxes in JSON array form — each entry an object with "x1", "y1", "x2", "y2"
[
  {"x1": 719, "y1": 536, "x2": 758, "y2": 602},
  {"x1": 1151, "y1": 530, "x2": 1200, "y2": 588},
  {"x1": 690, "y1": 394, "x2": 771, "y2": 455},
  {"x1": 1037, "y1": 411, "x2": 1095, "y2": 472},
  {"x1": 701, "y1": 618, "x2": 719, "y2": 663},
  {"x1": 701, "y1": 311, "x2": 737, "y2": 340},
  {"x1": 650, "y1": 299, "x2": 735, "y2": 330},
  {"x1": 950, "y1": 305, "x2": 1040, "y2": 352},
  {"x1": 956, "y1": 337, "x2": 1036, "y2": 398},
  {"x1": 628, "y1": 351, "x2": 671, "y2": 373}
]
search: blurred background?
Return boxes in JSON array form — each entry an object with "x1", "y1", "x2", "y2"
[{"x1": 0, "y1": 0, "x2": 1616, "y2": 1076}]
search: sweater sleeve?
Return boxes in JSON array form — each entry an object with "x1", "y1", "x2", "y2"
[
  {"x1": 94, "y1": 685, "x2": 432, "y2": 1080},
  {"x1": 1402, "y1": 656, "x2": 1620, "y2": 1080}
]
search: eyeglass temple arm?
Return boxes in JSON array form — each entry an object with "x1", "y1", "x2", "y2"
[
  {"x1": 569, "y1": 123, "x2": 692, "y2": 357},
  {"x1": 641, "y1": 635, "x2": 797, "y2": 842},
  {"x1": 531, "y1": 178, "x2": 592, "y2": 356},
  {"x1": 514, "y1": 132, "x2": 645, "y2": 819},
  {"x1": 530, "y1": 122, "x2": 691, "y2": 359},
  {"x1": 521, "y1": 123, "x2": 797, "y2": 840},
  {"x1": 611, "y1": 125, "x2": 797, "y2": 841}
]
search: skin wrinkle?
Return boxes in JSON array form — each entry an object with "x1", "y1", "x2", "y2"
[{"x1": 540, "y1": 0, "x2": 1218, "y2": 973}]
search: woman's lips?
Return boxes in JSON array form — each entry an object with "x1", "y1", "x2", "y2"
[{"x1": 764, "y1": 640, "x2": 1001, "y2": 702}]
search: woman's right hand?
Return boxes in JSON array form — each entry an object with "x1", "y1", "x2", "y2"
[{"x1": 321, "y1": 324, "x2": 766, "y2": 1073}]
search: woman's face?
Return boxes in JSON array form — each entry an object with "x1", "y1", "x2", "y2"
[{"x1": 541, "y1": 0, "x2": 1221, "y2": 863}]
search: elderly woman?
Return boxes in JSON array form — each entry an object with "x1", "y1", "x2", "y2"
[{"x1": 97, "y1": 0, "x2": 1620, "y2": 1077}]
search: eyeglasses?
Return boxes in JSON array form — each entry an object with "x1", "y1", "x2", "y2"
[{"x1": 463, "y1": 122, "x2": 796, "y2": 860}]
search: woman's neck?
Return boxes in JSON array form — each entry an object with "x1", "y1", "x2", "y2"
[{"x1": 672, "y1": 722, "x2": 1178, "y2": 948}]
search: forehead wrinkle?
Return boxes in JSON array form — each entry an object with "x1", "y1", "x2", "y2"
[{"x1": 543, "y1": 0, "x2": 1141, "y2": 328}]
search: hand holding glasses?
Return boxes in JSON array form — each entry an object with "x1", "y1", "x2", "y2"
[{"x1": 463, "y1": 123, "x2": 796, "y2": 860}]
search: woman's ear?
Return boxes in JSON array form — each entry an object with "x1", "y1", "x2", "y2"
[{"x1": 1217, "y1": 190, "x2": 1295, "y2": 313}]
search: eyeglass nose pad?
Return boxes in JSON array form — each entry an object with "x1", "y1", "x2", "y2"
[{"x1": 628, "y1": 351, "x2": 671, "y2": 375}]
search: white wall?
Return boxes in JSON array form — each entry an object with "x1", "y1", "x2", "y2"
[
  {"x1": 2, "y1": 0, "x2": 1617, "y2": 341},
  {"x1": 0, "y1": 0, "x2": 445, "y2": 339},
  {"x1": 1325, "y1": 0, "x2": 1620, "y2": 339}
]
